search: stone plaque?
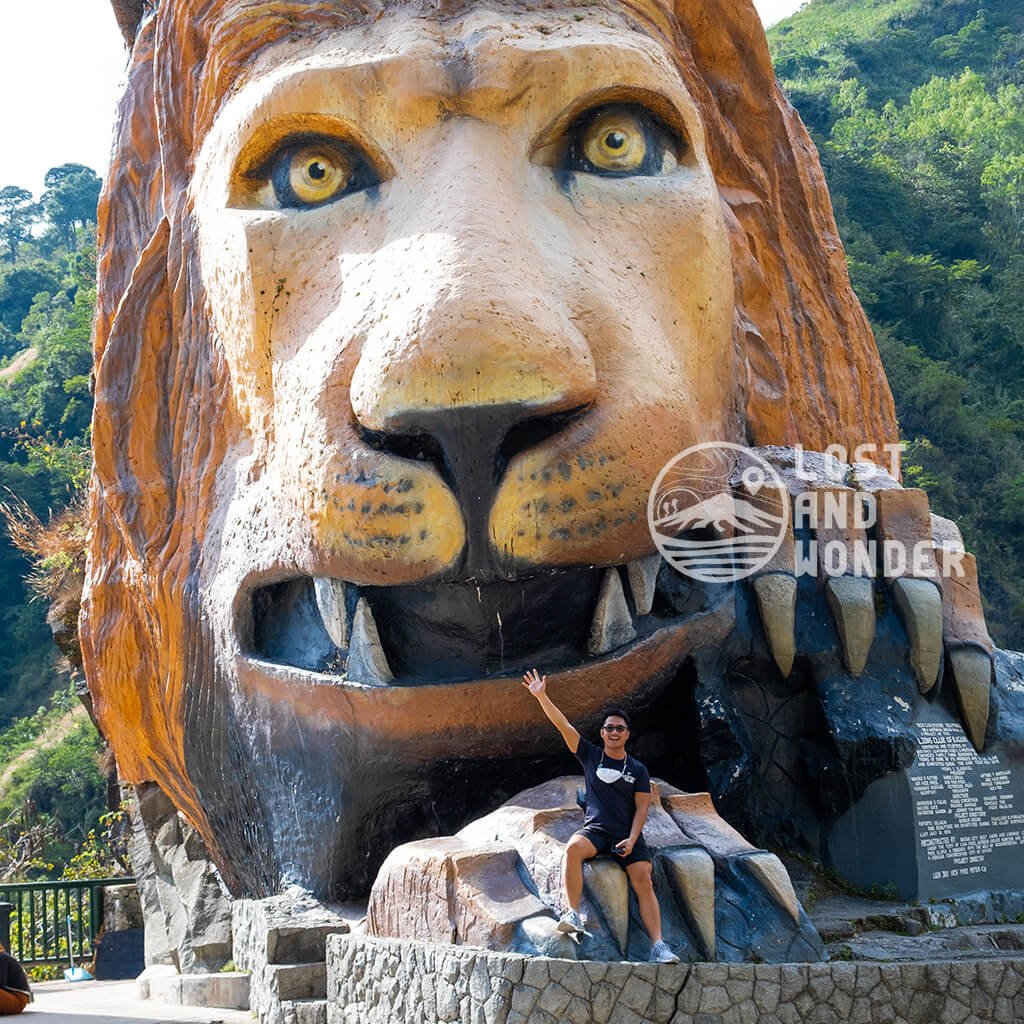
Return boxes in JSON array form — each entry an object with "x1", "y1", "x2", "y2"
[
  {"x1": 908, "y1": 702, "x2": 1024, "y2": 900},
  {"x1": 826, "y1": 698, "x2": 1024, "y2": 900}
]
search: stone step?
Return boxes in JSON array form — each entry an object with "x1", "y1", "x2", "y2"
[
  {"x1": 233, "y1": 894, "x2": 353, "y2": 967},
  {"x1": 280, "y1": 998, "x2": 328, "y2": 1024},
  {"x1": 269, "y1": 962, "x2": 327, "y2": 1001},
  {"x1": 266, "y1": 925, "x2": 347, "y2": 965},
  {"x1": 141, "y1": 968, "x2": 250, "y2": 1010}
]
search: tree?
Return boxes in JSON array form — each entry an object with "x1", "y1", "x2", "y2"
[
  {"x1": 981, "y1": 153, "x2": 1024, "y2": 247},
  {"x1": 0, "y1": 187, "x2": 38, "y2": 263},
  {"x1": 0, "y1": 263, "x2": 61, "y2": 333},
  {"x1": 41, "y1": 165, "x2": 101, "y2": 249}
]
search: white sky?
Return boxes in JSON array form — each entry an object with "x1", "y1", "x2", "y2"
[{"x1": 0, "y1": 0, "x2": 805, "y2": 196}]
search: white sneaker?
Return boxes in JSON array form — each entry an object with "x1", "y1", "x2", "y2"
[
  {"x1": 556, "y1": 909, "x2": 585, "y2": 935},
  {"x1": 650, "y1": 940, "x2": 680, "y2": 963}
]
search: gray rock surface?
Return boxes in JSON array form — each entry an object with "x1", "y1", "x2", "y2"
[
  {"x1": 234, "y1": 888, "x2": 352, "y2": 1024},
  {"x1": 128, "y1": 781, "x2": 234, "y2": 972},
  {"x1": 811, "y1": 890, "x2": 1024, "y2": 943}
]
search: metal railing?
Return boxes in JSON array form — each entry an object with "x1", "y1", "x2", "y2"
[{"x1": 0, "y1": 878, "x2": 134, "y2": 965}]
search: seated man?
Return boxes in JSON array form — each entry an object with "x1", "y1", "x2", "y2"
[
  {"x1": 0, "y1": 947, "x2": 30, "y2": 1016},
  {"x1": 523, "y1": 668, "x2": 680, "y2": 963}
]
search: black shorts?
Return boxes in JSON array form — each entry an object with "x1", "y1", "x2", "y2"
[{"x1": 576, "y1": 826, "x2": 652, "y2": 868}]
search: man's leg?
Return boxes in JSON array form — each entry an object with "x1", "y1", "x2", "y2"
[
  {"x1": 625, "y1": 860, "x2": 663, "y2": 943},
  {"x1": 563, "y1": 833, "x2": 598, "y2": 912}
]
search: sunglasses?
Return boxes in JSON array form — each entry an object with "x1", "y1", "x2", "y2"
[{"x1": 602, "y1": 724, "x2": 628, "y2": 733}]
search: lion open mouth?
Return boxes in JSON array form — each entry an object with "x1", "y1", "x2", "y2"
[{"x1": 242, "y1": 556, "x2": 716, "y2": 686}]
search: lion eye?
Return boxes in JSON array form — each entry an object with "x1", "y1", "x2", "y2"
[
  {"x1": 258, "y1": 136, "x2": 379, "y2": 209},
  {"x1": 563, "y1": 103, "x2": 681, "y2": 177}
]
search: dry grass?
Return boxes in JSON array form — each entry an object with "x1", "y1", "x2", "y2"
[{"x1": 0, "y1": 492, "x2": 89, "y2": 601}]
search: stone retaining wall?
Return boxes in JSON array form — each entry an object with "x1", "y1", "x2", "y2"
[{"x1": 327, "y1": 935, "x2": 1024, "y2": 1024}]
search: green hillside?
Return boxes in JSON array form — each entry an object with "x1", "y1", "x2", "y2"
[
  {"x1": 769, "y1": 0, "x2": 1024, "y2": 647},
  {"x1": 0, "y1": 167, "x2": 95, "y2": 727},
  {"x1": 0, "y1": 167, "x2": 104, "y2": 879}
]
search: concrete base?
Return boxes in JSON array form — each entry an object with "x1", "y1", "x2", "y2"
[
  {"x1": 328, "y1": 934, "x2": 1024, "y2": 1024},
  {"x1": 31, "y1": 978, "x2": 253, "y2": 1024},
  {"x1": 137, "y1": 964, "x2": 250, "y2": 1010}
]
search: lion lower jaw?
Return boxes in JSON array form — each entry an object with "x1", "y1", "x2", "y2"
[{"x1": 239, "y1": 555, "x2": 724, "y2": 687}]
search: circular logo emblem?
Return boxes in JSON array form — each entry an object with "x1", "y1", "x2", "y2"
[{"x1": 647, "y1": 442, "x2": 789, "y2": 583}]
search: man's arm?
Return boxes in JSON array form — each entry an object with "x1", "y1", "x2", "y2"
[
  {"x1": 615, "y1": 791, "x2": 651, "y2": 857},
  {"x1": 522, "y1": 668, "x2": 580, "y2": 753}
]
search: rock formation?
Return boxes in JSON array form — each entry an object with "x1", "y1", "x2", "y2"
[
  {"x1": 82, "y1": 0, "x2": 1020, "y2": 941},
  {"x1": 368, "y1": 777, "x2": 824, "y2": 964}
]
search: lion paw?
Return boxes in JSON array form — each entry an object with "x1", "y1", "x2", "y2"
[
  {"x1": 366, "y1": 777, "x2": 824, "y2": 963},
  {"x1": 744, "y1": 447, "x2": 994, "y2": 752}
]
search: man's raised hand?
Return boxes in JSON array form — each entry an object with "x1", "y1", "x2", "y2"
[
  {"x1": 523, "y1": 669, "x2": 579, "y2": 750},
  {"x1": 522, "y1": 668, "x2": 546, "y2": 697}
]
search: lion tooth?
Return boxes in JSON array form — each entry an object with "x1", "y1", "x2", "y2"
[
  {"x1": 892, "y1": 578, "x2": 942, "y2": 693},
  {"x1": 949, "y1": 646, "x2": 992, "y2": 752},
  {"x1": 752, "y1": 574, "x2": 797, "y2": 677},
  {"x1": 663, "y1": 846, "x2": 716, "y2": 960},
  {"x1": 626, "y1": 553, "x2": 661, "y2": 616},
  {"x1": 825, "y1": 576, "x2": 875, "y2": 676},
  {"x1": 740, "y1": 851, "x2": 800, "y2": 926},
  {"x1": 347, "y1": 598, "x2": 394, "y2": 686},
  {"x1": 314, "y1": 577, "x2": 350, "y2": 649},
  {"x1": 587, "y1": 569, "x2": 637, "y2": 657},
  {"x1": 584, "y1": 858, "x2": 629, "y2": 955}
]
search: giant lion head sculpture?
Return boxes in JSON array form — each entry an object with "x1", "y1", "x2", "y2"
[{"x1": 83, "y1": 0, "x2": 898, "y2": 897}]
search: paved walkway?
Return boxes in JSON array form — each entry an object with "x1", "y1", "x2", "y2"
[{"x1": 23, "y1": 980, "x2": 254, "y2": 1024}]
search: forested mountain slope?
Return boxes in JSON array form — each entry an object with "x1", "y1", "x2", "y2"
[
  {"x1": 0, "y1": 166, "x2": 96, "y2": 727},
  {"x1": 0, "y1": 166, "x2": 106, "y2": 878},
  {"x1": 769, "y1": 0, "x2": 1024, "y2": 647}
]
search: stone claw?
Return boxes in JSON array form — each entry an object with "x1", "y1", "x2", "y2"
[
  {"x1": 518, "y1": 915, "x2": 579, "y2": 959},
  {"x1": 752, "y1": 573, "x2": 797, "y2": 677},
  {"x1": 737, "y1": 850, "x2": 800, "y2": 926},
  {"x1": 583, "y1": 859, "x2": 629, "y2": 955},
  {"x1": 933, "y1": 519, "x2": 995, "y2": 751},
  {"x1": 947, "y1": 644, "x2": 993, "y2": 752},
  {"x1": 891, "y1": 577, "x2": 943, "y2": 693},
  {"x1": 662, "y1": 846, "x2": 716, "y2": 960},
  {"x1": 824, "y1": 575, "x2": 875, "y2": 676}
]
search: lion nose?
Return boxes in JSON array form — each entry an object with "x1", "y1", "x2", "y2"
[{"x1": 358, "y1": 401, "x2": 590, "y2": 577}]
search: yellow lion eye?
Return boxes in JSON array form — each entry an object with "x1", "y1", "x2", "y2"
[
  {"x1": 582, "y1": 110, "x2": 647, "y2": 173},
  {"x1": 282, "y1": 144, "x2": 352, "y2": 206},
  {"x1": 558, "y1": 102, "x2": 682, "y2": 179}
]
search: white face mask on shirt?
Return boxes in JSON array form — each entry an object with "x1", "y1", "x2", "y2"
[{"x1": 596, "y1": 750, "x2": 630, "y2": 785}]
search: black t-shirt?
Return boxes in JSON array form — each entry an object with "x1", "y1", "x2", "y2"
[
  {"x1": 0, "y1": 952, "x2": 30, "y2": 996},
  {"x1": 574, "y1": 737, "x2": 651, "y2": 839}
]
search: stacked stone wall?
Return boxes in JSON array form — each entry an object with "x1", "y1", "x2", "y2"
[{"x1": 328, "y1": 935, "x2": 1024, "y2": 1024}]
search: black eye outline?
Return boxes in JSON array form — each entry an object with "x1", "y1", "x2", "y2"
[
  {"x1": 559, "y1": 102, "x2": 684, "y2": 178},
  {"x1": 247, "y1": 132, "x2": 382, "y2": 209}
]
